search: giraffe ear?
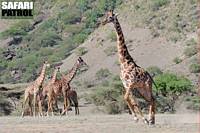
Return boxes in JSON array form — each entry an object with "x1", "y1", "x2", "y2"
[{"x1": 115, "y1": 13, "x2": 119, "y2": 17}]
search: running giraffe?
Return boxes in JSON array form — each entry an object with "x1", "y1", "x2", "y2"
[{"x1": 101, "y1": 10, "x2": 156, "y2": 124}]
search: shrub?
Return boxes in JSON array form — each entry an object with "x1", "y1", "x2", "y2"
[
  {"x1": 72, "y1": 33, "x2": 88, "y2": 44},
  {"x1": 75, "y1": 47, "x2": 88, "y2": 56},
  {"x1": 95, "y1": 68, "x2": 111, "y2": 80},
  {"x1": 152, "y1": 0, "x2": 169, "y2": 10},
  {"x1": 40, "y1": 32, "x2": 62, "y2": 47},
  {"x1": 185, "y1": 38, "x2": 197, "y2": 46},
  {"x1": 59, "y1": 7, "x2": 81, "y2": 25},
  {"x1": 38, "y1": 48, "x2": 54, "y2": 57},
  {"x1": 104, "y1": 46, "x2": 117, "y2": 56},
  {"x1": 184, "y1": 46, "x2": 198, "y2": 57},
  {"x1": 146, "y1": 66, "x2": 163, "y2": 77},
  {"x1": 64, "y1": 24, "x2": 84, "y2": 35},
  {"x1": 173, "y1": 57, "x2": 182, "y2": 64},
  {"x1": 0, "y1": 20, "x2": 31, "y2": 38},
  {"x1": 189, "y1": 63, "x2": 200, "y2": 73},
  {"x1": 154, "y1": 73, "x2": 192, "y2": 96}
]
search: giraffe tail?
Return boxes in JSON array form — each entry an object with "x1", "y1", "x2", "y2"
[
  {"x1": 147, "y1": 72, "x2": 158, "y2": 89},
  {"x1": 146, "y1": 72, "x2": 160, "y2": 97}
]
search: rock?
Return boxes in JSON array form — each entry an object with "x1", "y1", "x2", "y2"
[
  {"x1": 2, "y1": 49, "x2": 16, "y2": 61},
  {"x1": 8, "y1": 36, "x2": 22, "y2": 46}
]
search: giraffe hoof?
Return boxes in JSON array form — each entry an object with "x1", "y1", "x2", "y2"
[
  {"x1": 133, "y1": 117, "x2": 139, "y2": 122},
  {"x1": 143, "y1": 118, "x2": 149, "y2": 125},
  {"x1": 148, "y1": 119, "x2": 155, "y2": 125}
]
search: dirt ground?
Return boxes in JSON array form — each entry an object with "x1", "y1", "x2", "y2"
[{"x1": 0, "y1": 113, "x2": 199, "y2": 133}]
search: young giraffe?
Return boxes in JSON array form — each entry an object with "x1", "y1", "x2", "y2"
[
  {"x1": 21, "y1": 61, "x2": 50, "y2": 117},
  {"x1": 101, "y1": 10, "x2": 156, "y2": 125},
  {"x1": 67, "y1": 88, "x2": 79, "y2": 115},
  {"x1": 48, "y1": 57, "x2": 87, "y2": 115},
  {"x1": 41, "y1": 66, "x2": 60, "y2": 116}
]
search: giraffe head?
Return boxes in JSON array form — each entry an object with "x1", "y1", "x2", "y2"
[
  {"x1": 43, "y1": 61, "x2": 50, "y2": 67},
  {"x1": 57, "y1": 66, "x2": 60, "y2": 72},
  {"x1": 77, "y1": 57, "x2": 87, "y2": 67},
  {"x1": 101, "y1": 10, "x2": 118, "y2": 25},
  {"x1": 52, "y1": 66, "x2": 60, "y2": 74}
]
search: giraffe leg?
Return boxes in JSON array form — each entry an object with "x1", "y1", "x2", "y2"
[
  {"x1": 74, "y1": 99, "x2": 79, "y2": 115},
  {"x1": 61, "y1": 89, "x2": 67, "y2": 116},
  {"x1": 38, "y1": 100, "x2": 43, "y2": 117},
  {"x1": 128, "y1": 94, "x2": 139, "y2": 122},
  {"x1": 61, "y1": 97, "x2": 71, "y2": 116},
  {"x1": 148, "y1": 97, "x2": 155, "y2": 125},
  {"x1": 28, "y1": 97, "x2": 33, "y2": 116},
  {"x1": 47, "y1": 95, "x2": 51, "y2": 117},
  {"x1": 50, "y1": 98, "x2": 54, "y2": 116},
  {"x1": 142, "y1": 83, "x2": 156, "y2": 125},
  {"x1": 33, "y1": 90, "x2": 36, "y2": 117},
  {"x1": 54, "y1": 99, "x2": 59, "y2": 112},
  {"x1": 21, "y1": 92, "x2": 29, "y2": 117},
  {"x1": 124, "y1": 88, "x2": 148, "y2": 124}
]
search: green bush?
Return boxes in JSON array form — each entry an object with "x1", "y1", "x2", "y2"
[
  {"x1": 104, "y1": 46, "x2": 117, "y2": 56},
  {"x1": 185, "y1": 38, "x2": 197, "y2": 46},
  {"x1": 64, "y1": 24, "x2": 84, "y2": 35},
  {"x1": 184, "y1": 46, "x2": 198, "y2": 57},
  {"x1": 95, "y1": 68, "x2": 111, "y2": 80},
  {"x1": 0, "y1": 20, "x2": 31, "y2": 38},
  {"x1": 173, "y1": 57, "x2": 182, "y2": 64},
  {"x1": 72, "y1": 33, "x2": 88, "y2": 44},
  {"x1": 154, "y1": 73, "x2": 192, "y2": 96},
  {"x1": 189, "y1": 63, "x2": 200, "y2": 73},
  {"x1": 38, "y1": 48, "x2": 54, "y2": 57},
  {"x1": 152, "y1": 0, "x2": 169, "y2": 10},
  {"x1": 75, "y1": 47, "x2": 88, "y2": 56},
  {"x1": 59, "y1": 7, "x2": 81, "y2": 25},
  {"x1": 38, "y1": 18, "x2": 57, "y2": 31},
  {"x1": 146, "y1": 66, "x2": 163, "y2": 77},
  {"x1": 40, "y1": 32, "x2": 62, "y2": 47}
]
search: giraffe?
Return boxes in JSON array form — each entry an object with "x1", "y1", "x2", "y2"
[
  {"x1": 21, "y1": 61, "x2": 50, "y2": 117},
  {"x1": 48, "y1": 57, "x2": 87, "y2": 115},
  {"x1": 101, "y1": 10, "x2": 156, "y2": 125},
  {"x1": 41, "y1": 66, "x2": 60, "y2": 116},
  {"x1": 66, "y1": 88, "x2": 79, "y2": 115}
]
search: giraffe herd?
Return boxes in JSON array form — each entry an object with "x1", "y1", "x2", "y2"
[{"x1": 21, "y1": 10, "x2": 156, "y2": 125}]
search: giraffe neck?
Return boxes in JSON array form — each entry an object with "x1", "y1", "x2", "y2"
[
  {"x1": 64, "y1": 62, "x2": 79, "y2": 83},
  {"x1": 36, "y1": 64, "x2": 46, "y2": 86},
  {"x1": 50, "y1": 69, "x2": 57, "y2": 84},
  {"x1": 113, "y1": 18, "x2": 136, "y2": 66}
]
